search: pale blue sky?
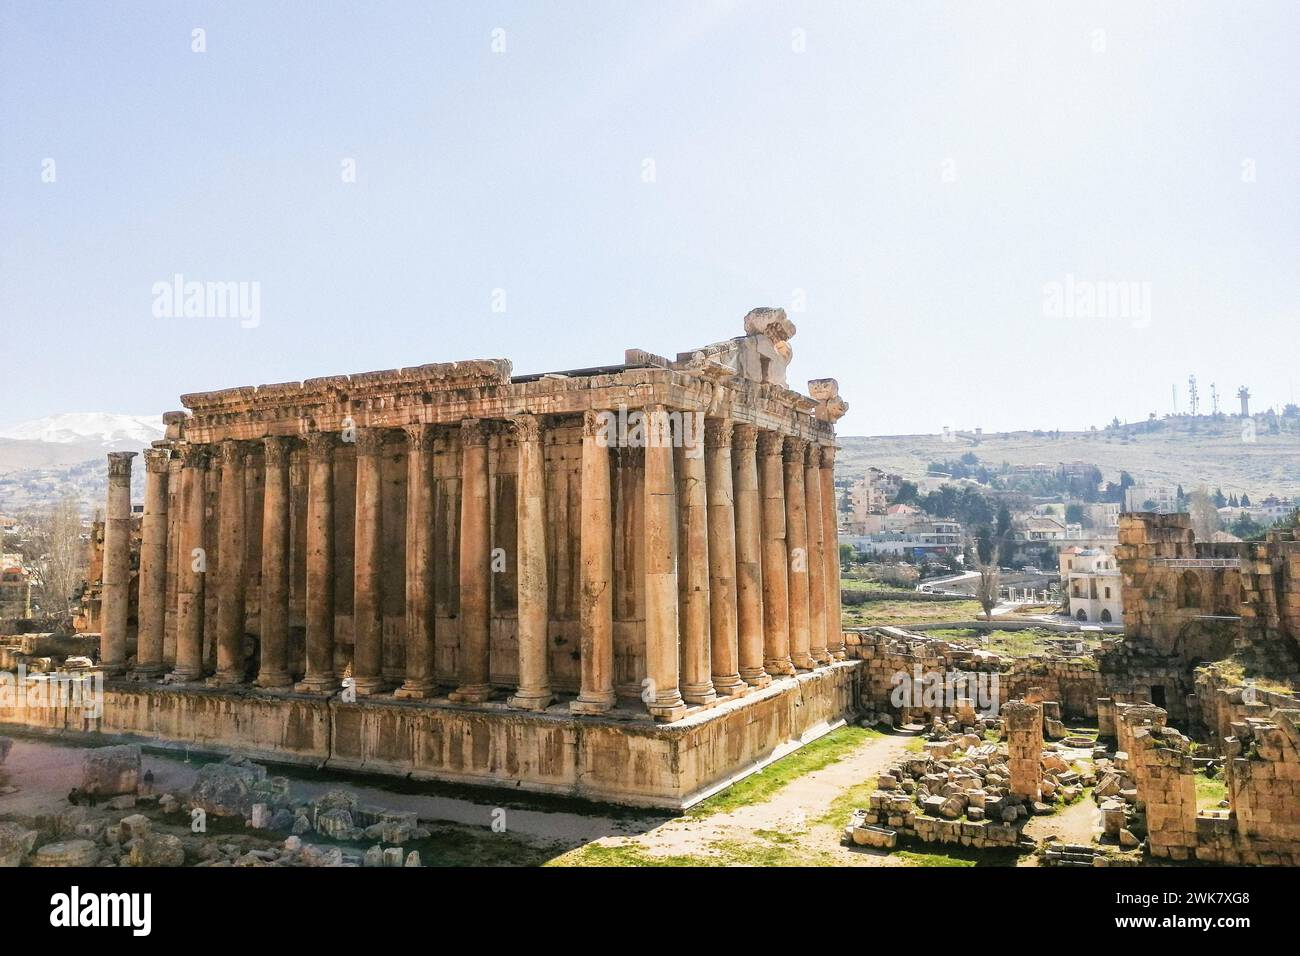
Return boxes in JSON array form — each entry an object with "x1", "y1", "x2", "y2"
[{"x1": 2, "y1": 1, "x2": 1297, "y2": 436}]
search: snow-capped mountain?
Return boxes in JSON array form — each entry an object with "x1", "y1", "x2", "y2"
[{"x1": 0, "y1": 413, "x2": 164, "y2": 448}]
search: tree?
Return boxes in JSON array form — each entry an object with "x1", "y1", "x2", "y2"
[
  {"x1": 1212, "y1": 487, "x2": 1227, "y2": 508},
  {"x1": 1065, "y1": 503, "x2": 1085, "y2": 524},
  {"x1": 1188, "y1": 487, "x2": 1222, "y2": 541},
  {"x1": 972, "y1": 526, "x2": 1001, "y2": 620},
  {"x1": 35, "y1": 496, "x2": 87, "y2": 621},
  {"x1": 892, "y1": 481, "x2": 918, "y2": 506},
  {"x1": 1240, "y1": 493, "x2": 1251, "y2": 507}
]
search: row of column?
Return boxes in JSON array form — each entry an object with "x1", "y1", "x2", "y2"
[
  {"x1": 576, "y1": 408, "x2": 844, "y2": 721},
  {"x1": 108, "y1": 407, "x2": 844, "y2": 722}
]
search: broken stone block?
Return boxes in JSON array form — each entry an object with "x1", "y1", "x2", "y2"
[
  {"x1": 851, "y1": 825, "x2": 898, "y2": 849},
  {"x1": 0, "y1": 822, "x2": 38, "y2": 867},
  {"x1": 249, "y1": 803, "x2": 272, "y2": 829},
  {"x1": 82, "y1": 745, "x2": 141, "y2": 797},
  {"x1": 283, "y1": 836, "x2": 302, "y2": 852},
  {"x1": 317, "y1": 808, "x2": 355, "y2": 839},
  {"x1": 383, "y1": 847, "x2": 404, "y2": 867},
  {"x1": 128, "y1": 833, "x2": 186, "y2": 867},
  {"x1": 1120, "y1": 829, "x2": 1140, "y2": 848},
  {"x1": 939, "y1": 796, "x2": 966, "y2": 819},
  {"x1": 364, "y1": 845, "x2": 385, "y2": 867},
  {"x1": 269, "y1": 808, "x2": 295, "y2": 831},
  {"x1": 33, "y1": 839, "x2": 101, "y2": 867},
  {"x1": 190, "y1": 755, "x2": 288, "y2": 818},
  {"x1": 119, "y1": 814, "x2": 151, "y2": 841},
  {"x1": 158, "y1": 793, "x2": 180, "y2": 814},
  {"x1": 404, "y1": 851, "x2": 421, "y2": 867},
  {"x1": 291, "y1": 814, "x2": 312, "y2": 835}
]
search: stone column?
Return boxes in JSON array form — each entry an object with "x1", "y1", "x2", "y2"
[
  {"x1": 731, "y1": 424, "x2": 770, "y2": 688},
  {"x1": 296, "y1": 431, "x2": 339, "y2": 694},
  {"x1": 101, "y1": 451, "x2": 137, "y2": 675},
  {"x1": 352, "y1": 428, "x2": 388, "y2": 695},
  {"x1": 678, "y1": 414, "x2": 715, "y2": 705},
  {"x1": 1004, "y1": 701, "x2": 1043, "y2": 802},
  {"x1": 135, "y1": 449, "x2": 171, "y2": 677},
  {"x1": 255, "y1": 436, "x2": 293, "y2": 687},
  {"x1": 758, "y1": 430, "x2": 794, "y2": 676},
  {"x1": 783, "y1": 437, "x2": 814, "y2": 670},
  {"x1": 642, "y1": 406, "x2": 686, "y2": 721},
  {"x1": 803, "y1": 442, "x2": 830, "y2": 665},
  {"x1": 705, "y1": 419, "x2": 745, "y2": 695},
  {"x1": 509, "y1": 414, "x2": 552, "y2": 711},
  {"x1": 451, "y1": 419, "x2": 493, "y2": 703},
  {"x1": 396, "y1": 423, "x2": 437, "y2": 699},
  {"x1": 170, "y1": 445, "x2": 208, "y2": 682},
  {"x1": 572, "y1": 410, "x2": 616, "y2": 714},
  {"x1": 820, "y1": 445, "x2": 845, "y2": 659},
  {"x1": 213, "y1": 440, "x2": 247, "y2": 685}
]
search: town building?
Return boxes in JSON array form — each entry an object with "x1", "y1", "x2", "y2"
[{"x1": 1059, "y1": 546, "x2": 1122, "y2": 623}]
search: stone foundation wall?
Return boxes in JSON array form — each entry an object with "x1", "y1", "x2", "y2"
[{"x1": 0, "y1": 661, "x2": 860, "y2": 809}]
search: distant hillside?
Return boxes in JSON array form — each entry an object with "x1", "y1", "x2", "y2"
[{"x1": 839, "y1": 418, "x2": 1300, "y2": 500}]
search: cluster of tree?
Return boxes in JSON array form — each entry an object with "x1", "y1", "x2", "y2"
[{"x1": 1210, "y1": 488, "x2": 1251, "y2": 508}]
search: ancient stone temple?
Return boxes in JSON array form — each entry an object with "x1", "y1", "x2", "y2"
[{"x1": 15, "y1": 310, "x2": 856, "y2": 807}]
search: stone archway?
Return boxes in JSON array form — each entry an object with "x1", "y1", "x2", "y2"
[
  {"x1": 1076, "y1": 608, "x2": 1088, "y2": 621},
  {"x1": 1100, "y1": 608, "x2": 1112, "y2": 623}
]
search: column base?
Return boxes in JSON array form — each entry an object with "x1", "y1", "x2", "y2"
[
  {"x1": 765, "y1": 657, "x2": 796, "y2": 676},
  {"x1": 647, "y1": 694, "x2": 687, "y2": 722},
  {"x1": 132, "y1": 664, "x2": 166, "y2": 680},
  {"x1": 569, "y1": 690, "x2": 617, "y2": 715},
  {"x1": 394, "y1": 679, "x2": 438, "y2": 700},
  {"x1": 810, "y1": 649, "x2": 832, "y2": 666},
  {"x1": 508, "y1": 688, "x2": 553, "y2": 711},
  {"x1": 352, "y1": 676, "x2": 392, "y2": 696},
  {"x1": 711, "y1": 674, "x2": 748, "y2": 696},
  {"x1": 166, "y1": 667, "x2": 204, "y2": 683},
  {"x1": 294, "y1": 675, "x2": 340, "y2": 695},
  {"x1": 682, "y1": 682, "x2": 717, "y2": 705},
  {"x1": 740, "y1": 668, "x2": 772, "y2": 688},
  {"x1": 99, "y1": 663, "x2": 127, "y2": 677},
  {"x1": 208, "y1": 670, "x2": 247, "y2": 687},
  {"x1": 448, "y1": 683, "x2": 494, "y2": 704},
  {"x1": 791, "y1": 654, "x2": 817, "y2": 671},
  {"x1": 254, "y1": 670, "x2": 294, "y2": 689}
]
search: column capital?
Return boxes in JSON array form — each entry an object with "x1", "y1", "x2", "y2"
[
  {"x1": 704, "y1": 418, "x2": 733, "y2": 446},
  {"x1": 804, "y1": 442, "x2": 822, "y2": 468},
  {"x1": 512, "y1": 413, "x2": 542, "y2": 443},
  {"x1": 355, "y1": 426, "x2": 387, "y2": 456},
  {"x1": 461, "y1": 418, "x2": 490, "y2": 447},
  {"x1": 263, "y1": 435, "x2": 293, "y2": 466},
  {"x1": 304, "y1": 431, "x2": 337, "y2": 461},
  {"x1": 403, "y1": 421, "x2": 436, "y2": 451},
  {"x1": 782, "y1": 436, "x2": 808, "y2": 463},
  {"x1": 582, "y1": 409, "x2": 608, "y2": 438},
  {"x1": 757, "y1": 429, "x2": 785, "y2": 458},
  {"x1": 218, "y1": 438, "x2": 246, "y2": 465},
  {"x1": 180, "y1": 444, "x2": 209, "y2": 469},
  {"x1": 732, "y1": 422, "x2": 758, "y2": 451},
  {"x1": 143, "y1": 448, "x2": 172, "y2": 473},
  {"x1": 819, "y1": 444, "x2": 837, "y2": 467},
  {"x1": 107, "y1": 450, "x2": 137, "y2": 479}
]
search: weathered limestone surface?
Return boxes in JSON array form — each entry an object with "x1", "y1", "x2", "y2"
[{"x1": 0, "y1": 663, "x2": 858, "y2": 809}]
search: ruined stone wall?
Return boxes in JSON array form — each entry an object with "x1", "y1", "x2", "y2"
[
  {"x1": 1124, "y1": 705, "x2": 1300, "y2": 865},
  {"x1": 1004, "y1": 659, "x2": 1100, "y2": 720}
]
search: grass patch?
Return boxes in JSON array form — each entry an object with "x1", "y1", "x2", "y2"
[
  {"x1": 685, "y1": 725, "x2": 884, "y2": 819},
  {"x1": 843, "y1": 600, "x2": 983, "y2": 628},
  {"x1": 896, "y1": 845, "x2": 1021, "y2": 867},
  {"x1": 1195, "y1": 772, "x2": 1228, "y2": 809}
]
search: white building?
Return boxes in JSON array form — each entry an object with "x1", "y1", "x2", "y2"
[
  {"x1": 1125, "y1": 485, "x2": 1179, "y2": 513},
  {"x1": 1059, "y1": 546, "x2": 1123, "y2": 624}
]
